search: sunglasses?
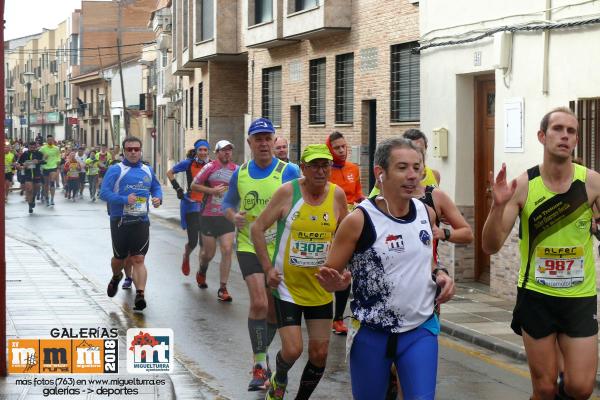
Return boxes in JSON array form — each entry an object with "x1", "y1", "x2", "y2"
[{"x1": 125, "y1": 147, "x2": 141, "y2": 153}]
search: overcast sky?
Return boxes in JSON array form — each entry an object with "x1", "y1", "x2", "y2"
[{"x1": 5, "y1": 0, "x2": 102, "y2": 41}]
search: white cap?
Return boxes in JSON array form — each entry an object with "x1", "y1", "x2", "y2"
[{"x1": 215, "y1": 139, "x2": 234, "y2": 152}]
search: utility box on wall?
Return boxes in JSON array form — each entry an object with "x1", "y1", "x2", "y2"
[{"x1": 431, "y1": 127, "x2": 448, "y2": 158}]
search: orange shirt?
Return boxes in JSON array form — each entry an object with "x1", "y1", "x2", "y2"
[{"x1": 329, "y1": 162, "x2": 364, "y2": 205}]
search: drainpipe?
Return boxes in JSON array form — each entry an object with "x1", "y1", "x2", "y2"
[{"x1": 542, "y1": 0, "x2": 551, "y2": 94}]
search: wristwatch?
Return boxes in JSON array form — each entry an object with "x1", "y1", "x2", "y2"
[{"x1": 442, "y1": 228, "x2": 451, "y2": 241}]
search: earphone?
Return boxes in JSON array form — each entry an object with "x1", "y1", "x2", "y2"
[{"x1": 378, "y1": 173, "x2": 384, "y2": 183}]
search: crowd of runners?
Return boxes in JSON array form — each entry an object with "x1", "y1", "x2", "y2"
[{"x1": 4, "y1": 107, "x2": 600, "y2": 400}]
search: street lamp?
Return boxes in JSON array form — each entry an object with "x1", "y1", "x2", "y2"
[
  {"x1": 98, "y1": 91, "x2": 105, "y2": 146},
  {"x1": 64, "y1": 97, "x2": 71, "y2": 141},
  {"x1": 6, "y1": 88, "x2": 15, "y2": 140},
  {"x1": 22, "y1": 71, "x2": 34, "y2": 142}
]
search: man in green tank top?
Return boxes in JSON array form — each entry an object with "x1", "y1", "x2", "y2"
[
  {"x1": 482, "y1": 107, "x2": 600, "y2": 400},
  {"x1": 223, "y1": 118, "x2": 301, "y2": 391}
]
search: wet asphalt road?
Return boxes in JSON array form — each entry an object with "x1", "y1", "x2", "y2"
[{"x1": 5, "y1": 190, "x2": 547, "y2": 399}]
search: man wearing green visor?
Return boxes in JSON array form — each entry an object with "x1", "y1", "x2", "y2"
[{"x1": 252, "y1": 144, "x2": 348, "y2": 400}]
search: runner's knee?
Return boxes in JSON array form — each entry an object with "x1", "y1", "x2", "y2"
[
  {"x1": 532, "y1": 378, "x2": 557, "y2": 400},
  {"x1": 564, "y1": 379, "x2": 594, "y2": 400},
  {"x1": 307, "y1": 343, "x2": 328, "y2": 366},
  {"x1": 129, "y1": 254, "x2": 145, "y2": 265}
]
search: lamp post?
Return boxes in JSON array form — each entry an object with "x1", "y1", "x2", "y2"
[
  {"x1": 22, "y1": 71, "x2": 34, "y2": 142},
  {"x1": 40, "y1": 99, "x2": 46, "y2": 140},
  {"x1": 64, "y1": 97, "x2": 71, "y2": 141},
  {"x1": 98, "y1": 91, "x2": 105, "y2": 146},
  {"x1": 6, "y1": 88, "x2": 15, "y2": 140}
]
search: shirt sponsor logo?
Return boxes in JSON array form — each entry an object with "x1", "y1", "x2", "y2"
[{"x1": 385, "y1": 234, "x2": 405, "y2": 253}]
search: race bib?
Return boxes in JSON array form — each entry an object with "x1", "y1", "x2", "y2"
[
  {"x1": 67, "y1": 168, "x2": 79, "y2": 178},
  {"x1": 123, "y1": 196, "x2": 147, "y2": 216},
  {"x1": 289, "y1": 233, "x2": 330, "y2": 268},
  {"x1": 24, "y1": 160, "x2": 35, "y2": 169},
  {"x1": 535, "y1": 246, "x2": 584, "y2": 288},
  {"x1": 88, "y1": 167, "x2": 99, "y2": 175}
]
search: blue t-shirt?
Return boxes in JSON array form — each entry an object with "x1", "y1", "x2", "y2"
[{"x1": 222, "y1": 157, "x2": 301, "y2": 213}]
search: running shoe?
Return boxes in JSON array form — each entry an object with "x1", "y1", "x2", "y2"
[
  {"x1": 248, "y1": 364, "x2": 269, "y2": 391},
  {"x1": 196, "y1": 271, "x2": 208, "y2": 289},
  {"x1": 217, "y1": 287, "x2": 232, "y2": 302},
  {"x1": 265, "y1": 375, "x2": 287, "y2": 400},
  {"x1": 122, "y1": 277, "x2": 133, "y2": 290},
  {"x1": 50, "y1": 200, "x2": 55, "y2": 206},
  {"x1": 181, "y1": 256, "x2": 190, "y2": 276},
  {"x1": 134, "y1": 292, "x2": 146, "y2": 311},
  {"x1": 107, "y1": 273, "x2": 123, "y2": 297},
  {"x1": 332, "y1": 319, "x2": 348, "y2": 335}
]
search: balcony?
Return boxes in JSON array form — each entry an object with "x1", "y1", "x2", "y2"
[
  {"x1": 192, "y1": 0, "x2": 246, "y2": 61},
  {"x1": 244, "y1": 0, "x2": 298, "y2": 48},
  {"x1": 282, "y1": 0, "x2": 351, "y2": 40}
]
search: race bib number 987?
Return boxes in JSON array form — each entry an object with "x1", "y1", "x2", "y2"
[{"x1": 535, "y1": 246, "x2": 584, "y2": 288}]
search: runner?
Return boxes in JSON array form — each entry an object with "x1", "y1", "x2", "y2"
[
  {"x1": 4, "y1": 145, "x2": 16, "y2": 203},
  {"x1": 274, "y1": 136, "x2": 301, "y2": 176},
  {"x1": 39, "y1": 135, "x2": 61, "y2": 206},
  {"x1": 223, "y1": 117, "x2": 301, "y2": 391},
  {"x1": 190, "y1": 139, "x2": 238, "y2": 300},
  {"x1": 75, "y1": 147, "x2": 87, "y2": 199},
  {"x1": 96, "y1": 145, "x2": 113, "y2": 188},
  {"x1": 252, "y1": 144, "x2": 348, "y2": 400},
  {"x1": 99, "y1": 136, "x2": 162, "y2": 311},
  {"x1": 482, "y1": 107, "x2": 600, "y2": 400},
  {"x1": 17, "y1": 142, "x2": 44, "y2": 213},
  {"x1": 325, "y1": 131, "x2": 365, "y2": 335},
  {"x1": 316, "y1": 138, "x2": 455, "y2": 400},
  {"x1": 85, "y1": 150, "x2": 100, "y2": 201},
  {"x1": 166, "y1": 139, "x2": 210, "y2": 277},
  {"x1": 63, "y1": 151, "x2": 82, "y2": 202}
]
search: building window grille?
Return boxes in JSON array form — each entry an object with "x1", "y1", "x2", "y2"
[
  {"x1": 189, "y1": 86, "x2": 194, "y2": 128},
  {"x1": 309, "y1": 58, "x2": 326, "y2": 125},
  {"x1": 391, "y1": 42, "x2": 420, "y2": 122},
  {"x1": 335, "y1": 53, "x2": 354, "y2": 124},
  {"x1": 262, "y1": 66, "x2": 282, "y2": 126},
  {"x1": 571, "y1": 98, "x2": 600, "y2": 171}
]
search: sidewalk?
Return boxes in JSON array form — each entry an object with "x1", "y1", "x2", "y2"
[{"x1": 2, "y1": 233, "x2": 208, "y2": 399}]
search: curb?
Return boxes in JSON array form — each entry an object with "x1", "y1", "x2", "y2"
[{"x1": 440, "y1": 320, "x2": 526, "y2": 362}]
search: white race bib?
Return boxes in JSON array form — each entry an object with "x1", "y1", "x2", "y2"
[
  {"x1": 123, "y1": 196, "x2": 147, "y2": 216},
  {"x1": 535, "y1": 246, "x2": 585, "y2": 288}
]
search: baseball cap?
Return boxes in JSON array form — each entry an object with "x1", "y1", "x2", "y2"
[
  {"x1": 248, "y1": 117, "x2": 275, "y2": 135},
  {"x1": 215, "y1": 139, "x2": 234, "y2": 152},
  {"x1": 301, "y1": 144, "x2": 333, "y2": 163}
]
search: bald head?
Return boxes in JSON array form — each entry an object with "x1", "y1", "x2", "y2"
[{"x1": 274, "y1": 136, "x2": 290, "y2": 161}]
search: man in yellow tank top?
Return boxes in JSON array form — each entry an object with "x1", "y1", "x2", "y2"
[
  {"x1": 482, "y1": 107, "x2": 600, "y2": 400},
  {"x1": 252, "y1": 144, "x2": 348, "y2": 400}
]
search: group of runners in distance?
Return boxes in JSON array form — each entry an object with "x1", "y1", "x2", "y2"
[{"x1": 4, "y1": 106, "x2": 599, "y2": 400}]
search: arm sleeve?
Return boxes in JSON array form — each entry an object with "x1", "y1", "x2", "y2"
[
  {"x1": 222, "y1": 169, "x2": 240, "y2": 213},
  {"x1": 172, "y1": 159, "x2": 191, "y2": 174},
  {"x1": 99, "y1": 166, "x2": 128, "y2": 205}
]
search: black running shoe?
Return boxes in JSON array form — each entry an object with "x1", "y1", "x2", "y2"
[
  {"x1": 134, "y1": 292, "x2": 146, "y2": 311},
  {"x1": 107, "y1": 273, "x2": 123, "y2": 297}
]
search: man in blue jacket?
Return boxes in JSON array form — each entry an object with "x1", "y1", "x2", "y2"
[{"x1": 100, "y1": 136, "x2": 162, "y2": 311}]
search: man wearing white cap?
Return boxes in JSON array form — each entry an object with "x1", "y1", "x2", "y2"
[{"x1": 191, "y1": 139, "x2": 238, "y2": 301}]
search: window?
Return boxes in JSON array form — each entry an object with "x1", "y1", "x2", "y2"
[
  {"x1": 183, "y1": 0, "x2": 189, "y2": 49},
  {"x1": 309, "y1": 58, "x2": 326, "y2": 124},
  {"x1": 172, "y1": 0, "x2": 177, "y2": 60},
  {"x1": 294, "y1": 0, "x2": 318, "y2": 12},
  {"x1": 198, "y1": 83, "x2": 203, "y2": 128},
  {"x1": 196, "y1": 0, "x2": 214, "y2": 42},
  {"x1": 70, "y1": 34, "x2": 79, "y2": 66},
  {"x1": 185, "y1": 89, "x2": 188, "y2": 128},
  {"x1": 571, "y1": 98, "x2": 600, "y2": 171},
  {"x1": 335, "y1": 53, "x2": 354, "y2": 124},
  {"x1": 262, "y1": 66, "x2": 282, "y2": 126},
  {"x1": 254, "y1": 0, "x2": 273, "y2": 25},
  {"x1": 189, "y1": 86, "x2": 194, "y2": 128},
  {"x1": 391, "y1": 42, "x2": 420, "y2": 122}
]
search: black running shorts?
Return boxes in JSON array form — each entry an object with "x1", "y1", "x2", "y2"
[
  {"x1": 110, "y1": 219, "x2": 150, "y2": 260},
  {"x1": 511, "y1": 287, "x2": 598, "y2": 339},
  {"x1": 236, "y1": 251, "x2": 264, "y2": 279},
  {"x1": 200, "y1": 216, "x2": 235, "y2": 238},
  {"x1": 42, "y1": 168, "x2": 57, "y2": 176},
  {"x1": 273, "y1": 297, "x2": 333, "y2": 328}
]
